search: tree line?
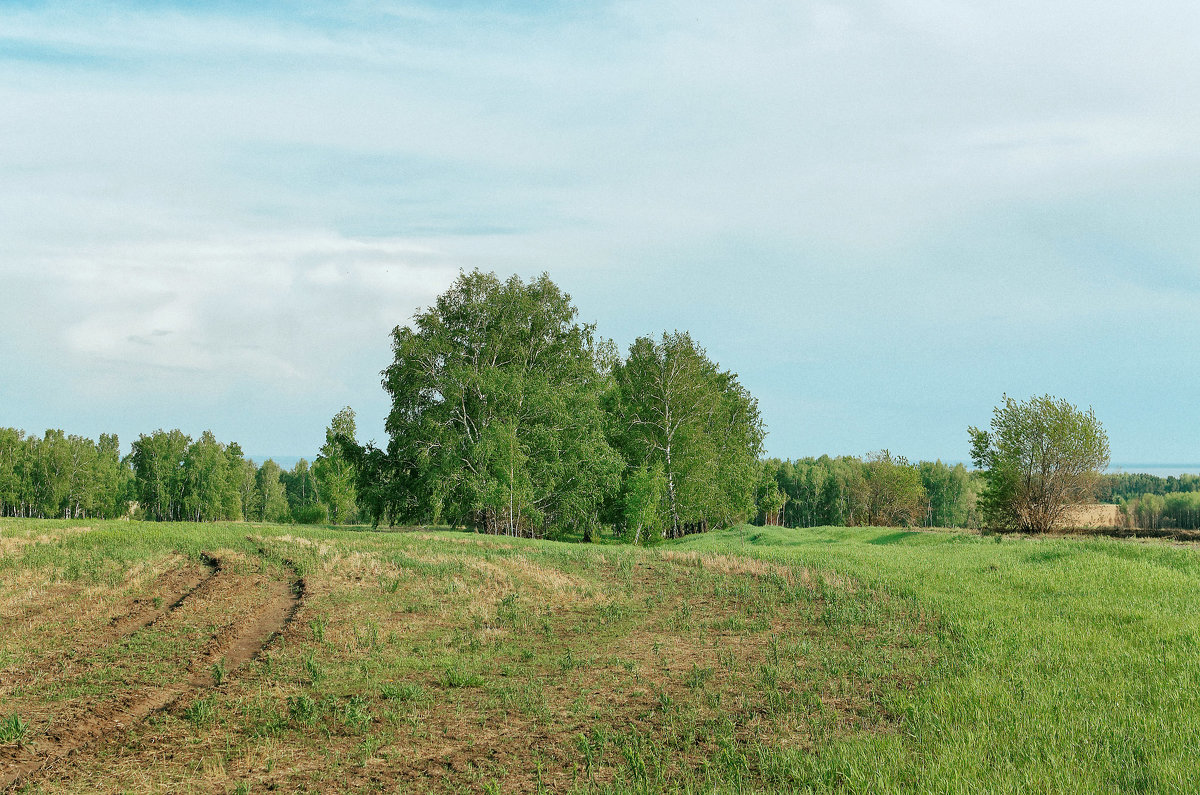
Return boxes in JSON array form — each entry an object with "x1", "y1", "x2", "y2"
[
  {"x1": 0, "y1": 428, "x2": 128, "y2": 519},
  {"x1": 1101, "y1": 472, "x2": 1200, "y2": 502},
  {"x1": 1099, "y1": 472, "x2": 1200, "y2": 531},
  {"x1": 8, "y1": 270, "x2": 1179, "y2": 539},
  {"x1": 753, "y1": 454, "x2": 981, "y2": 529},
  {"x1": 0, "y1": 414, "x2": 360, "y2": 524},
  {"x1": 1116, "y1": 492, "x2": 1200, "y2": 531}
]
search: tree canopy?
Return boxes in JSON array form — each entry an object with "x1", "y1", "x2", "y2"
[
  {"x1": 379, "y1": 270, "x2": 621, "y2": 537},
  {"x1": 354, "y1": 271, "x2": 768, "y2": 540},
  {"x1": 608, "y1": 332, "x2": 764, "y2": 537},
  {"x1": 314, "y1": 407, "x2": 359, "y2": 525},
  {"x1": 969, "y1": 394, "x2": 1110, "y2": 533}
]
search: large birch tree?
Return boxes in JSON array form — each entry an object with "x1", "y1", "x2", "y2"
[
  {"x1": 380, "y1": 270, "x2": 620, "y2": 537},
  {"x1": 609, "y1": 332, "x2": 764, "y2": 538}
]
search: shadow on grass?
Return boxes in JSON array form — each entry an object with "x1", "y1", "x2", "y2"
[{"x1": 867, "y1": 531, "x2": 921, "y2": 546}]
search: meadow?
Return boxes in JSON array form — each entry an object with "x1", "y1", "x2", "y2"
[{"x1": 1, "y1": 520, "x2": 1198, "y2": 793}]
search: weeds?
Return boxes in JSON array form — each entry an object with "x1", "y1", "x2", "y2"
[
  {"x1": 287, "y1": 694, "x2": 317, "y2": 726},
  {"x1": 380, "y1": 682, "x2": 424, "y2": 702},
  {"x1": 443, "y1": 666, "x2": 484, "y2": 688},
  {"x1": 684, "y1": 664, "x2": 714, "y2": 690},
  {"x1": 184, "y1": 697, "x2": 217, "y2": 726},
  {"x1": 302, "y1": 653, "x2": 325, "y2": 686},
  {"x1": 309, "y1": 615, "x2": 327, "y2": 643},
  {"x1": 0, "y1": 714, "x2": 29, "y2": 744},
  {"x1": 340, "y1": 694, "x2": 373, "y2": 730}
]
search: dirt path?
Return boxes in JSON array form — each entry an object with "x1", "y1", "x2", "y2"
[
  {"x1": 0, "y1": 554, "x2": 304, "y2": 792},
  {"x1": 0, "y1": 556, "x2": 218, "y2": 691}
]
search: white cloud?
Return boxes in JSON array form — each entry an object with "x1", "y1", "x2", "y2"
[
  {"x1": 1, "y1": 0, "x2": 1198, "y2": 458},
  {"x1": 5, "y1": 231, "x2": 459, "y2": 397}
]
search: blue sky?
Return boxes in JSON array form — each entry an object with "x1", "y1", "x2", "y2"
[{"x1": 1, "y1": 1, "x2": 1198, "y2": 467}]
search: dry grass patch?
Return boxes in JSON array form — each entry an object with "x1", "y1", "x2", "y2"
[
  {"x1": 240, "y1": 545, "x2": 935, "y2": 794},
  {"x1": 1, "y1": 525, "x2": 937, "y2": 794}
]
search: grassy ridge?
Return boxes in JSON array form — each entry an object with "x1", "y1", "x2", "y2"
[{"x1": 2, "y1": 520, "x2": 1199, "y2": 792}]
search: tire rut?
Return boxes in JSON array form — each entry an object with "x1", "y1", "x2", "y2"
[
  {"x1": 0, "y1": 555, "x2": 219, "y2": 690},
  {"x1": 0, "y1": 553, "x2": 305, "y2": 792}
]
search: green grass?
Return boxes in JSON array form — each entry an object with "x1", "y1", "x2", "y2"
[
  {"x1": 677, "y1": 525, "x2": 1200, "y2": 792},
  {"x1": 2, "y1": 519, "x2": 1199, "y2": 792}
]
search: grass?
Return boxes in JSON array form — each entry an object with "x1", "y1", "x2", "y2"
[
  {"x1": 0, "y1": 714, "x2": 29, "y2": 745},
  {"x1": 1, "y1": 519, "x2": 1198, "y2": 792},
  {"x1": 679, "y1": 525, "x2": 1200, "y2": 792}
]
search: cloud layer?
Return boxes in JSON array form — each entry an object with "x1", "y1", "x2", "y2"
[{"x1": 2, "y1": 1, "x2": 1198, "y2": 462}]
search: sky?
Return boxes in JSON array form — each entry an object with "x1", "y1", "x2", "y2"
[{"x1": 1, "y1": 1, "x2": 1198, "y2": 467}]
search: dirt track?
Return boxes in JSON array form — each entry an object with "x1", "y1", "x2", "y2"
[{"x1": 0, "y1": 553, "x2": 304, "y2": 792}]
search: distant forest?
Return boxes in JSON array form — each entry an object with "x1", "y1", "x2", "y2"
[
  {"x1": 755, "y1": 454, "x2": 980, "y2": 529},
  {"x1": 756, "y1": 458, "x2": 1200, "y2": 531},
  {"x1": 0, "y1": 415, "x2": 359, "y2": 525},
  {"x1": 2, "y1": 424, "x2": 1197, "y2": 532},
  {"x1": 2, "y1": 269, "x2": 1196, "y2": 536}
]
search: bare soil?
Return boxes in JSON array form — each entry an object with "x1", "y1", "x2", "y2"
[{"x1": 0, "y1": 553, "x2": 304, "y2": 792}]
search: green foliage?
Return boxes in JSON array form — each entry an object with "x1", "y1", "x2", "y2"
[
  {"x1": 131, "y1": 429, "x2": 192, "y2": 521},
  {"x1": 282, "y1": 458, "x2": 324, "y2": 522},
  {"x1": 862, "y1": 450, "x2": 927, "y2": 526},
  {"x1": 290, "y1": 502, "x2": 328, "y2": 525},
  {"x1": 608, "y1": 331, "x2": 764, "y2": 538},
  {"x1": 969, "y1": 394, "x2": 1110, "y2": 533},
  {"x1": 1120, "y1": 491, "x2": 1200, "y2": 531},
  {"x1": 0, "y1": 426, "x2": 290, "y2": 523},
  {"x1": 758, "y1": 455, "x2": 977, "y2": 529},
  {"x1": 130, "y1": 429, "x2": 253, "y2": 522},
  {"x1": 621, "y1": 464, "x2": 667, "y2": 544},
  {"x1": 1103, "y1": 471, "x2": 1200, "y2": 502},
  {"x1": 378, "y1": 270, "x2": 621, "y2": 537},
  {"x1": 255, "y1": 460, "x2": 290, "y2": 523},
  {"x1": 182, "y1": 431, "x2": 231, "y2": 522},
  {"x1": 0, "y1": 428, "x2": 133, "y2": 520},
  {"x1": 313, "y1": 408, "x2": 359, "y2": 525},
  {"x1": 919, "y1": 459, "x2": 979, "y2": 528},
  {"x1": 754, "y1": 460, "x2": 786, "y2": 526}
]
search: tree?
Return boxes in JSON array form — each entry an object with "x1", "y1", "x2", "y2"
[
  {"x1": 609, "y1": 332, "x2": 764, "y2": 537},
  {"x1": 95, "y1": 434, "x2": 131, "y2": 519},
  {"x1": 0, "y1": 428, "x2": 24, "y2": 516},
  {"x1": 381, "y1": 270, "x2": 621, "y2": 537},
  {"x1": 283, "y1": 458, "x2": 325, "y2": 524},
  {"x1": 222, "y1": 442, "x2": 249, "y2": 520},
  {"x1": 621, "y1": 464, "x2": 667, "y2": 543},
  {"x1": 754, "y1": 460, "x2": 786, "y2": 526},
  {"x1": 969, "y1": 394, "x2": 1110, "y2": 533},
  {"x1": 858, "y1": 450, "x2": 926, "y2": 527},
  {"x1": 314, "y1": 407, "x2": 359, "y2": 525},
  {"x1": 918, "y1": 460, "x2": 976, "y2": 528},
  {"x1": 254, "y1": 459, "x2": 290, "y2": 523},
  {"x1": 131, "y1": 429, "x2": 191, "y2": 521},
  {"x1": 817, "y1": 471, "x2": 844, "y2": 527},
  {"x1": 182, "y1": 431, "x2": 232, "y2": 522}
]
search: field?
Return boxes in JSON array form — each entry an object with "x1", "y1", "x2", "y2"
[
  {"x1": 2, "y1": 521, "x2": 1199, "y2": 793},
  {"x1": 1060, "y1": 504, "x2": 1122, "y2": 529}
]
